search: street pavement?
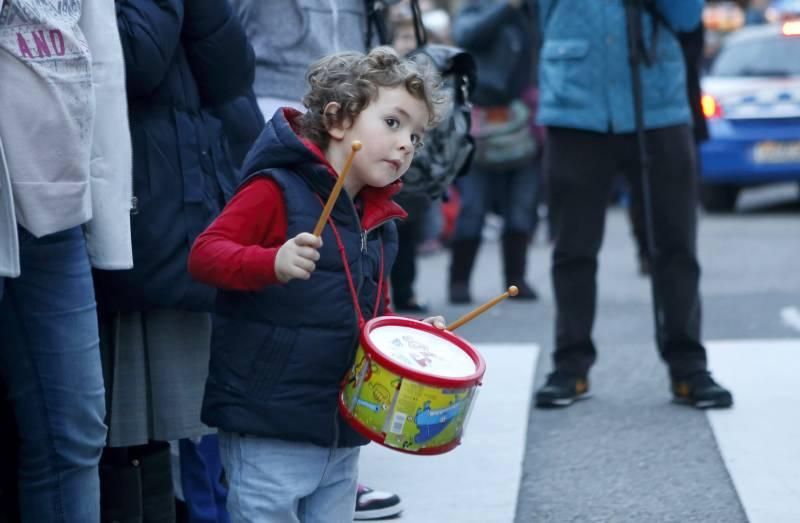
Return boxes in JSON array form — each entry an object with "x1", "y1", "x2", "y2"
[{"x1": 358, "y1": 185, "x2": 800, "y2": 522}]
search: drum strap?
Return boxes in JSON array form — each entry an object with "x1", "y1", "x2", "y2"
[{"x1": 325, "y1": 215, "x2": 385, "y2": 329}]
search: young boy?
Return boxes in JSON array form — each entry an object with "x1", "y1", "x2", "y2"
[{"x1": 188, "y1": 47, "x2": 447, "y2": 522}]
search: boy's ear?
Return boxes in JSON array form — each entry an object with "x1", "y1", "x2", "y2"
[{"x1": 324, "y1": 102, "x2": 351, "y2": 141}]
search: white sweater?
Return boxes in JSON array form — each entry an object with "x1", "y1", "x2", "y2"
[{"x1": 0, "y1": 0, "x2": 132, "y2": 277}]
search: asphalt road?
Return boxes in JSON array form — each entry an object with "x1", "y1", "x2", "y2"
[{"x1": 373, "y1": 183, "x2": 800, "y2": 522}]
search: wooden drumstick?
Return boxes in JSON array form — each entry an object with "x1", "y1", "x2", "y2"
[
  {"x1": 447, "y1": 286, "x2": 519, "y2": 331},
  {"x1": 313, "y1": 141, "x2": 362, "y2": 237}
]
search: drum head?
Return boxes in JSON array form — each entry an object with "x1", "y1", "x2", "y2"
[{"x1": 368, "y1": 324, "x2": 476, "y2": 379}]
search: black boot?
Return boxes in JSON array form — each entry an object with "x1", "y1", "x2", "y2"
[
  {"x1": 0, "y1": 390, "x2": 20, "y2": 523},
  {"x1": 502, "y1": 232, "x2": 538, "y2": 300},
  {"x1": 135, "y1": 442, "x2": 175, "y2": 523},
  {"x1": 448, "y1": 238, "x2": 481, "y2": 304},
  {"x1": 100, "y1": 450, "x2": 143, "y2": 523}
]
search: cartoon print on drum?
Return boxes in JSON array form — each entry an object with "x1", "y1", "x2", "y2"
[
  {"x1": 340, "y1": 319, "x2": 485, "y2": 454},
  {"x1": 390, "y1": 335, "x2": 444, "y2": 369},
  {"x1": 356, "y1": 399, "x2": 382, "y2": 413},
  {"x1": 342, "y1": 344, "x2": 479, "y2": 451},
  {"x1": 413, "y1": 395, "x2": 466, "y2": 444}
]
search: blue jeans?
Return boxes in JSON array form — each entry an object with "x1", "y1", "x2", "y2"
[
  {"x1": 0, "y1": 226, "x2": 106, "y2": 522},
  {"x1": 179, "y1": 435, "x2": 230, "y2": 523},
  {"x1": 453, "y1": 162, "x2": 541, "y2": 240},
  {"x1": 218, "y1": 432, "x2": 359, "y2": 523}
]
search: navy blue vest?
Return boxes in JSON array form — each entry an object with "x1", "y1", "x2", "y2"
[{"x1": 201, "y1": 169, "x2": 399, "y2": 447}]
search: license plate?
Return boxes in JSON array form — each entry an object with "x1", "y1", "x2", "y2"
[{"x1": 752, "y1": 141, "x2": 800, "y2": 164}]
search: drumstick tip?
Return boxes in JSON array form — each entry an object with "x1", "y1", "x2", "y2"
[
  {"x1": 351, "y1": 141, "x2": 362, "y2": 151},
  {"x1": 508, "y1": 285, "x2": 519, "y2": 297}
]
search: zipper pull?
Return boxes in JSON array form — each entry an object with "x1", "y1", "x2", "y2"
[{"x1": 361, "y1": 231, "x2": 367, "y2": 253}]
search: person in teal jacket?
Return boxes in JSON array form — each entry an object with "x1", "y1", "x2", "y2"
[
  {"x1": 534, "y1": 0, "x2": 734, "y2": 409},
  {"x1": 537, "y1": 0, "x2": 700, "y2": 133}
]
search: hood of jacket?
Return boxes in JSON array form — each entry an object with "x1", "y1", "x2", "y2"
[{"x1": 241, "y1": 108, "x2": 407, "y2": 230}]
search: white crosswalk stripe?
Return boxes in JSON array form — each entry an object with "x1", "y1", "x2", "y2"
[
  {"x1": 706, "y1": 339, "x2": 800, "y2": 523},
  {"x1": 358, "y1": 344, "x2": 539, "y2": 523}
]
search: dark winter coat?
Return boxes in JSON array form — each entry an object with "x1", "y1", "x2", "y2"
[{"x1": 94, "y1": 0, "x2": 259, "y2": 312}]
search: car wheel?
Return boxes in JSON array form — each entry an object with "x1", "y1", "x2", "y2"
[{"x1": 700, "y1": 184, "x2": 740, "y2": 213}]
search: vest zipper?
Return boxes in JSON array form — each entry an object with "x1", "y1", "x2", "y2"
[
  {"x1": 331, "y1": 407, "x2": 340, "y2": 450},
  {"x1": 333, "y1": 202, "x2": 397, "y2": 446}
]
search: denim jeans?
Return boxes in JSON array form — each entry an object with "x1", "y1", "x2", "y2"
[
  {"x1": 452, "y1": 161, "x2": 541, "y2": 240},
  {"x1": 219, "y1": 432, "x2": 359, "y2": 523},
  {"x1": 0, "y1": 226, "x2": 107, "y2": 522},
  {"x1": 179, "y1": 435, "x2": 230, "y2": 523}
]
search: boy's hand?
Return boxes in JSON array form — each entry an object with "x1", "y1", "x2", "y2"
[
  {"x1": 421, "y1": 316, "x2": 447, "y2": 330},
  {"x1": 275, "y1": 233, "x2": 322, "y2": 283}
]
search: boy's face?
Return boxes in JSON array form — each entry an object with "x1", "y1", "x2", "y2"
[{"x1": 329, "y1": 86, "x2": 429, "y2": 194}]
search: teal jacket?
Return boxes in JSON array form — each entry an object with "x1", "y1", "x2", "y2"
[{"x1": 536, "y1": 0, "x2": 703, "y2": 133}]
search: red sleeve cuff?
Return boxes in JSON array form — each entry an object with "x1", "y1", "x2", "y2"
[{"x1": 240, "y1": 246, "x2": 281, "y2": 289}]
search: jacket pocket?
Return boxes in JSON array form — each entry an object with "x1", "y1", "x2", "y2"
[
  {"x1": 644, "y1": 47, "x2": 685, "y2": 111},
  {"x1": 540, "y1": 39, "x2": 591, "y2": 108}
]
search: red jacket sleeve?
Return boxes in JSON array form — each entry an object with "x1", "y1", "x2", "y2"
[{"x1": 189, "y1": 178, "x2": 287, "y2": 291}]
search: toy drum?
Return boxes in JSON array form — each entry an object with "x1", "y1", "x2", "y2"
[{"x1": 339, "y1": 316, "x2": 486, "y2": 455}]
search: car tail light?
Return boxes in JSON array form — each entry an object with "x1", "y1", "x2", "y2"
[
  {"x1": 701, "y1": 94, "x2": 723, "y2": 119},
  {"x1": 782, "y1": 20, "x2": 800, "y2": 36}
]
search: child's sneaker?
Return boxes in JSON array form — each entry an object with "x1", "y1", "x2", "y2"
[{"x1": 354, "y1": 484, "x2": 403, "y2": 520}]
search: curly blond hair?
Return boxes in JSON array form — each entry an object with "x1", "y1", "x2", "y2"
[{"x1": 298, "y1": 46, "x2": 448, "y2": 149}]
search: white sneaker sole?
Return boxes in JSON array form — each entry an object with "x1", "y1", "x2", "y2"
[
  {"x1": 536, "y1": 391, "x2": 592, "y2": 408},
  {"x1": 672, "y1": 396, "x2": 733, "y2": 409},
  {"x1": 354, "y1": 503, "x2": 404, "y2": 520}
]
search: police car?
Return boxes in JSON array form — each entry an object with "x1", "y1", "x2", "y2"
[
  {"x1": 766, "y1": 0, "x2": 800, "y2": 23},
  {"x1": 699, "y1": 21, "x2": 800, "y2": 212}
]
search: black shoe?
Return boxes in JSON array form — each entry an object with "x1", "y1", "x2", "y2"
[
  {"x1": 449, "y1": 282, "x2": 472, "y2": 304},
  {"x1": 393, "y1": 298, "x2": 429, "y2": 314},
  {"x1": 507, "y1": 280, "x2": 538, "y2": 301},
  {"x1": 535, "y1": 371, "x2": 591, "y2": 408},
  {"x1": 671, "y1": 371, "x2": 733, "y2": 409}
]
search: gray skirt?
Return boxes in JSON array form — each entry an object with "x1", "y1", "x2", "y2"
[{"x1": 99, "y1": 309, "x2": 214, "y2": 447}]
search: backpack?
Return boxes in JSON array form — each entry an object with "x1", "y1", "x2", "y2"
[
  {"x1": 368, "y1": 0, "x2": 476, "y2": 201},
  {"x1": 405, "y1": 45, "x2": 476, "y2": 200}
]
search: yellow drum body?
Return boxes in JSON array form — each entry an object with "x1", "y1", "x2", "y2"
[{"x1": 340, "y1": 317, "x2": 486, "y2": 455}]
